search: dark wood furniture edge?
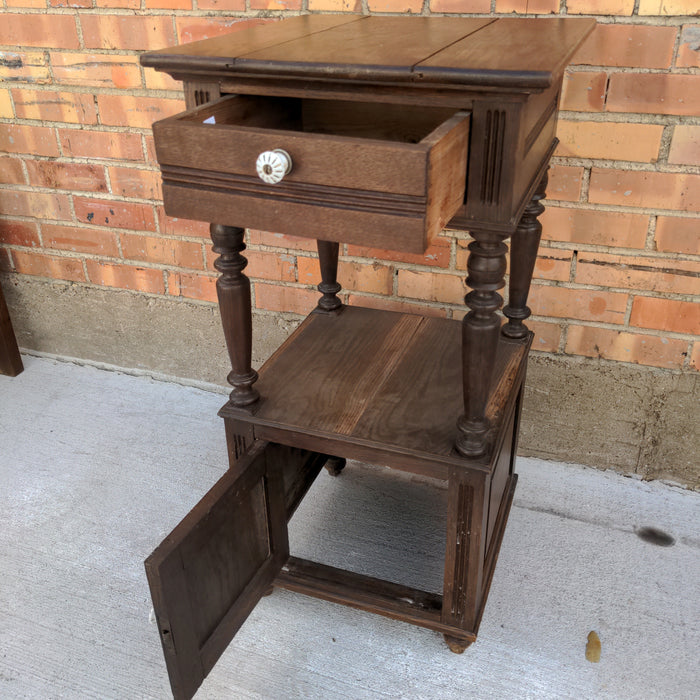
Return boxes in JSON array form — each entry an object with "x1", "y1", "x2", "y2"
[
  {"x1": 140, "y1": 17, "x2": 595, "y2": 93},
  {"x1": 0, "y1": 280, "x2": 23, "y2": 377}
]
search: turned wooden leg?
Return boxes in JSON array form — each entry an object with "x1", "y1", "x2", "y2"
[
  {"x1": 210, "y1": 224, "x2": 259, "y2": 407},
  {"x1": 324, "y1": 456, "x2": 346, "y2": 476},
  {"x1": 503, "y1": 170, "x2": 548, "y2": 339},
  {"x1": 455, "y1": 233, "x2": 508, "y2": 458},
  {"x1": 315, "y1": 240, "x2": 342, "y2": 312}
]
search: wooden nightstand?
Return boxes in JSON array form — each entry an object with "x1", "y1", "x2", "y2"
[{"x1": 140, "y1": 16, "x2": 594, "y2": 699}]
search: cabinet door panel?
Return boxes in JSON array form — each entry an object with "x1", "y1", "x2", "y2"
[{"x1": 145, "y1": 440, "x2": 287, "y2": 700}]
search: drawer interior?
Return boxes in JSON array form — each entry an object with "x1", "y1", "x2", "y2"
[{"x1": 181, "y1": 95, "x2": 461, "y2": 145}]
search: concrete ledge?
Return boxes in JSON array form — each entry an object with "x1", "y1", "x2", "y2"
[{"x1": 4, "y1": 273, "x2": 697, "y2": 488}]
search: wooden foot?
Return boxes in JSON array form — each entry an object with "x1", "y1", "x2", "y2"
[
  {"x1": 324, "y1": 456, "x2": 346, "y2": 476},
  {"x1": 455, "y1": 233, "x2": 508, "y2": 458},
  {"x1": 210, "y1": 224, "x2": 259, "y2": 408},
  {"x1": 262, "y1": 585, "x2": 274, "y2": 597},
  {"x1": 444, "y1": 634, "x2": 473, "y2": 654},
  {"x1": 503, "y1": 169, "x2": 548, "y2": 339}
]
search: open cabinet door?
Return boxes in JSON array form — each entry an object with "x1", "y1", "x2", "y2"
[{"x1": 145, "y1": 440, "x2": 288, "y2": 700}]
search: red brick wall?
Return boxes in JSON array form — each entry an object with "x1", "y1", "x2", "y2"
[{"x1": 1, "y1": 4, "x2": 698, "y2": 372}]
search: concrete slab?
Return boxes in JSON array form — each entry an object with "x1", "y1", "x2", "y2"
[{"x1": 0, "y1": 356, "x2": 698, "y2": 699}]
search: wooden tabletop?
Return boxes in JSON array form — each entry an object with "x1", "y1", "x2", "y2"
[{"x1": 141, "y1": 15, "x2": 595, "y2": 91}]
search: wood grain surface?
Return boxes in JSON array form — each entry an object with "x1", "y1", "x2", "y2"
[
  {"x1": 141, "y1": 16, "x2": 595, "y2": 91},
  {"x1": 222, "y1": 306, "x2": 528, "y2": 475}
]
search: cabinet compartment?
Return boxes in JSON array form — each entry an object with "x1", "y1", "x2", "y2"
[{"x1": 153, "y1": 95, "x2": 470, "y2": 253}]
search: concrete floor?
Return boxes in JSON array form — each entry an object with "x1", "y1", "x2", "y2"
[{"x1": 0, "y1": 355, "x2": 698, "y2": 700}]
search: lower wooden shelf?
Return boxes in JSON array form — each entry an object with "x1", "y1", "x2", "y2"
[{"x1": 221, "y1": 304, "x2": 530, "y2": 480}]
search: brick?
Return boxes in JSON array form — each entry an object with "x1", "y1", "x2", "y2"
[
  {"x1": 0, "y1": 124, "x2": 59, "y2": 157},
  {"x1": 607, "y1": 73, "x2": 700, "y2": 117},
  {"x1": 247, "y1": 230, "x2": 317, "y2": 252},
  {"x1": 108, "y1": 167, "x2": 162, "y2": 200},
  {"x1": 677, "y1": 25, "x2": 700, "y2": 68},
  {"x1": 630, "y1": 296, "x2": 699, "y2": 336},
  {"x1": 95, "y1": 0, "x2": 140, "y2": 7},
  {"x1": 368, "y1": 0, "x2": 423, "y2": 10},
  {"x1": 51, "y1": 53, "x2": 142, "y2": 90},
  {"x1": 546, "y1": 165, "x2": 583, "y2": 202},
  {"x1": 572, "y1": 24, "x2": 676, "y2": 69},
  {"x1": 197, "y1": 0, "x2": 245, "y2": 8},
  {"x1": 50, "y1": 0, "x2": 93, "y2": 7},
  {"x1": 58, "y1": 129, "x2": 143, "y2": 162},
  {"x1": 347, "y1": 294, "x2": 447, "y2": 318},
  {"x1": 0, "y1": 220, "x2": 40, "y2": 248},
  {"x1": 144, "y1": 135, "x2": 158, "y2": 165},
  {"x1": 556, "y1": 121, "x2": 663, "y2": 162},
  {"x1": 12, "y1": 250, "x2": 85, "y2": 282},
  {"x1": 588, "y1": 169, "x2": 700, "y2": 212},
  {"x1": 560, "y1": 72, "x2": 607, "y2": 112},
  {"x1": 540, "y1": 207, "x2": 649, "y2": 248},
  {"x1": 97, "y1": 95, "x2": 185, "y2": 129},
  {"x1": 0, "y1": 14, "x2": 80, "y2": 49},
  {"x1": 120, "y1": 233, "x2": 204, "y2": 269},
  {"x1": 346, "y1": 236, "x2": 450, "y2": 268},
  {"x1": 575, "y1": 253, "x2": 700, "y2": 296},
  {"x1": 528, "y1": 284, "x2": 628, "y2": 324},
  {"x1": 307, "y1": 0, "x2": 362, "y2": 9},
  {"x1": 157, "y1": 208, "x2": 210, "y2": 238},
  {"x1": 0, "y1": 156, "x2": 25, "y2": 186},
  {"x1": 146, "y1": 0, "x2": 193, "y2": 8},
  {"x1": 167, "y1": 272, "x2": 217, "y2": 302},
  {"x1": 250, "y1": 0, "x2": 302, "y2": 8},
  {"x1": 233, "y1": 250, "x2": 296, "y2": 282},
  {"x1": 298, "y1": 257, "x2": 393, "y2": 295},
  {"x1": 42, "y1": 223, "x2": 120, "y2": 257},
  {"x1": 397, "y1": 270, "x2": 465, "y2": 304},
  {"x1": 176, "y1": 18, "x2": 270, "y2": 45},
  {"x1": 74, "y1": 198, "x2": 157, "y2": 231},
  {"x1": 0, "y1": 190, "x2": 72, "y2": 221},
  {"x1": 6, "y1": 0, "x2": 47, "y2": 8},
  {"x1": 567, "y1": 0, "x2": 634, "y2": 14},
  {"x1": 495, "y1": 0, "x2": 560, "y2": 12},
  {"x1": 690, "y1": 342, "x2": 700, "y2": 370},
  {"x1": 144, "y1": 70, "x2": 182, "y2": 92},
  {"x1": 533, "y1": 250, "x2": 573, "y2": 282},
  {"x1": 668, "y1": 126, "x2": 700, "y2": 167},
  {"x1": 429, "y1": 0, "x2": 491, "y2": 10},
  {"x1": 0, "y1": 51, "x2": 50, "y2": 84},
  {"x1": 87, "y1": 261, "x2": 165, "y2": 294},
  {"x1": 565, "y1": 325, "x2": 689, "y2": 369},
  {"x1": 81, "y1": 15, "x2": 176, "y2": 51},
  {"x1": 25, "y1": 160, "x2": 108, "y2": 193},
  {"x1": 254, "y1": 283, "x2": 318, "y2": 315},
  {"x1": 12, "y1": 89, "x2": 97, "y2": 124},
  {"x1": 639, "y1": 0, "x2": 700, "y2": 15},
  {"x1": 0, "y1": 90, "x2": 12, "y2": 119},
  {"x1": 528, "y1": 320, "x2": 561, "y2": 353},
  {"x1": 654, "y1": 217, "x2": 700, "y2": 256}
]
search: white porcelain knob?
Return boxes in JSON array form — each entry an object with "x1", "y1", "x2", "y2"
[{"x1": 256, "y1": 149, "x2": 292, "y2": 184}]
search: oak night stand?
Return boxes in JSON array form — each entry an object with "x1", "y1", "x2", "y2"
[{"x1": 139, "y1": 15, "x2": 595, "y2": 699}]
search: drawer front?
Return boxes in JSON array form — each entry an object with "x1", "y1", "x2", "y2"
[{"x1": 153, "y1": 96, "x2": 469, "y2": 253}]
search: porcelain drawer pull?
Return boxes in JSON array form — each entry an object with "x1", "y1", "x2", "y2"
[{"x1": 256, "y1": 149, "x2": 292, "y2": 184}]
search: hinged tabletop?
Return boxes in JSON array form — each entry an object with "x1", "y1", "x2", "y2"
[{"x1": 141, "y1": 15, "x2": 595, "y2": 92}]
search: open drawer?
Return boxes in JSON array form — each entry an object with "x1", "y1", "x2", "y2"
[{"x1": 153, "y1": 95, "x2": 470, "y2": 253}]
